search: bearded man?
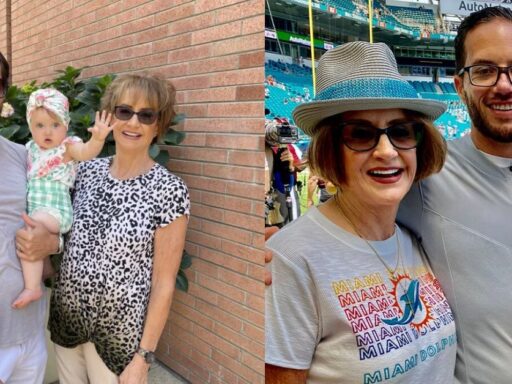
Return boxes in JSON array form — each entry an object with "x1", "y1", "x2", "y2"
[{"x1": 398, "y1": 6, "x2": 512, "y2": 384}]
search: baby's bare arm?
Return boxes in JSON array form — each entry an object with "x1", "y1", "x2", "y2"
[{"x1": 65, "y1": 111, "x2": 114, "y2": 161}]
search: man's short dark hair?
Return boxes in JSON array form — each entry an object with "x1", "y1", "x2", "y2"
[
  {"x1": 455, "y1": 6, "x2": 512, "y2": 72},
  {"x1": 0, "y1": 52, "x2": 9, "y2": 96}
]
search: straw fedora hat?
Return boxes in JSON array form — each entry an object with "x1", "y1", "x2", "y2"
[{"x1": 292, "y1": 41, "x2": 447, "y2": 136}]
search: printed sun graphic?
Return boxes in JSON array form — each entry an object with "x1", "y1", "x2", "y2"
[{"x1": 387, "y1": 273, "x2": 434, "y2": 332}]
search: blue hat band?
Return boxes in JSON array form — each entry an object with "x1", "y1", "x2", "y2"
[{"x1": 315, "y1": 78, "x2": 419, "y2": 101}]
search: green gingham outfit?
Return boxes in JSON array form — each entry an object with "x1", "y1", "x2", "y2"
[{"x1": 26, "y1": 137, "x2": 81, "y2": 233}]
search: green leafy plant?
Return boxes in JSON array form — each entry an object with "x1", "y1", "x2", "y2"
[{"x1": 0, "y1": 66, "x2": 191, "y2": 292}]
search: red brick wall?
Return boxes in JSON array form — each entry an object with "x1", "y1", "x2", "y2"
[
  {"x1": 0, "y1": 1, "x2": 9, "y2": 67},
  {"x1": 3, "y1": 1, "x2": 265, "y2": 383}
]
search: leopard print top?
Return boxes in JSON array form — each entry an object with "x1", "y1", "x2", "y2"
[{"x1": 49, "y1": 157, "x2": 190, "y2": 375}]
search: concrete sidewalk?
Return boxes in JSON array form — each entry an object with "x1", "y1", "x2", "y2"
[{"x1": 149, "y1": 360, "x2": 188, "y2": 383}]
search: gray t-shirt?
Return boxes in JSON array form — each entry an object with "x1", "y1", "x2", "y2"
[
  {"x1": 266, "y1": 207, "x2": 456, "y2": 383},
  {"x1": 0, "y1": 136, "x2": 46, "y2": 346},
  {"x1": 399, "y1": 134, "x2": 512, "y2": 384}
]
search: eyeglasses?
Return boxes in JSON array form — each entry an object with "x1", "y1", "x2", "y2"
[
  {"x1": 340, "y1": 121, "x2": 424, "y2": 152},
  {"x1": 458, "y1": 64, "x2": 512, "y2": 87},
  {"x1": 114, "y1": 106, "x2": 158, "y2": 125}
]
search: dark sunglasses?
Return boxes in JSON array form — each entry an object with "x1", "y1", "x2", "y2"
[
  {"x1": 114, "y1": 106, "x2": 158, "y2": 125},
  {"x1": 340, "y1": 121, "x2": 424, "y2": 152}
]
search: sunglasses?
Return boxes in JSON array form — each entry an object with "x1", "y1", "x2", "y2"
[
  {"x1": 114, "y1": 106, "x2": 158, "y2": 125},
  {"x1": 340, "y1": 121, "x2": 424, "y2": 152}
]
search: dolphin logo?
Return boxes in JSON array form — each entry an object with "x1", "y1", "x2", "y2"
[{"x1": 382, "y1": 279, "x2": 422, "y2": 326}]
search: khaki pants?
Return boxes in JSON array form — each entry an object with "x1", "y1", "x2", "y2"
[{"x1": 54, "y1": 342, "x2": 117, "y2": 384}]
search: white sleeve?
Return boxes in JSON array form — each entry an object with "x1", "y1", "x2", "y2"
[{"x1": 265, "y1": 246, "x2": 319, "y2": 369}]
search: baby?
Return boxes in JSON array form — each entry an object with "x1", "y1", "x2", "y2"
[{"x1": 13, "y1": 88, "x2": 113, "y2": 309}]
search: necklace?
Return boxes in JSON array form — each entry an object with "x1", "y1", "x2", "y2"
[
  {"x1": 333, "y1": 194, "x2": 421, "y2": 325},
  {"x1": 333, "y1": 194, "x2": 402, "y2": 277}
]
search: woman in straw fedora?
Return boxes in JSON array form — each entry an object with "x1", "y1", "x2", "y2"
[{"x1": 265, "y1": 41, "x2": 457, "y2": 383}]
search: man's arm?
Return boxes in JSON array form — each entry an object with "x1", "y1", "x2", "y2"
[
  {"x1": 16, "y1": 213, "x2": 59, "y2": 262},
  {"x1": 264, "y1": 226, "x2": 279, "y2": 285},
  {"x1": 266, "y1": 364, "x2": 308, "y2": 384}
]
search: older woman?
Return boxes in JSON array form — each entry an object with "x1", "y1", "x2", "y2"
[
  {"x1": 48, "y1": 73, "x2": 189, "y2": 383},
  {"x1": 265, "y1": 42, "x2": 456, "y2": 383}
]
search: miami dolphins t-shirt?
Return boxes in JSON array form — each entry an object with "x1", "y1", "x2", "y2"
[{"x1": 266, "y1": 206, "x2": 456, "y2": 383}]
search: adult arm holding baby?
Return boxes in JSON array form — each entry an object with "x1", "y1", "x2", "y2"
[{"x1": 13, "y1": 88, "x2": 112, "y2": 308}]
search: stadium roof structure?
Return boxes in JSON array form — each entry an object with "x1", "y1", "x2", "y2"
[{"x1": 266, "y1": 0, "x2": 454, "y2": 47}]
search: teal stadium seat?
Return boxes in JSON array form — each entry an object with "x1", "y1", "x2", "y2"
[
  {"x1": 327, "y1": 0, "x2": 356, "y2": 13},
  {"x1": 388, "y1": 5, "x2": 436, "y2": 26}
]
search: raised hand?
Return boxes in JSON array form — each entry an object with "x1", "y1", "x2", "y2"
[{"x1": 88, "y1": 110, "x2": 115, "y2": 141}]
